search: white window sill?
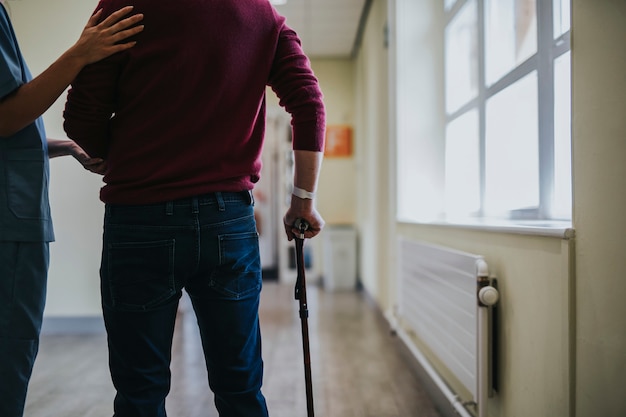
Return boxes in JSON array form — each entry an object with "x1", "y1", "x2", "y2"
[{"x1": 398, "y1": 217, "x2": 575, "y2": 239}]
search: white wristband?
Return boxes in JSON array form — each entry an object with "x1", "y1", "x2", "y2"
[{"x1": 292, "y1": 186, "x2": 316, "y2": 200}]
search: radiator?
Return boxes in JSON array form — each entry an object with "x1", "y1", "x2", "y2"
[{"x1": 397, "y1": 239, "x2": 499, "y2": 417}]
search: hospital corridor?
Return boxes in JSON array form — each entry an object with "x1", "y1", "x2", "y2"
[{"x1": 3, "y1": 0, "x2": 625, "y2": 417}]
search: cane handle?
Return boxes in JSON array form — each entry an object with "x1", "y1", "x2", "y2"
[{"x1": 294, "y1": 218, "x2": 310, "y2": 239}]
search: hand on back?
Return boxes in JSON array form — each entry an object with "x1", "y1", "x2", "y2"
[{"x1": 69, "y1": 6, "x2": 144, "y2": 65}]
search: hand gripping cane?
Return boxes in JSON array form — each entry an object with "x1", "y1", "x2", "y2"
[{"x1": 294, "y1": 219, "x2": 315, "y2": 417}]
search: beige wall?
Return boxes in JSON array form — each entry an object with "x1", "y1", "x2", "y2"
[
  {"x1": 308, "y1": 59, "x2": 357, "y2": 226},
  {"x1": 353, "y1": 0, "x2": 625, "y2": 416},
  {"x1": 266, "y1": 59, "x2": 357, "y2": 227},
  {"x1": 9, "y1": 0, "x2": 104, "y2": 317},
  {"x1": 354, "y1": 0, "x2": 391, "y2": 301},
  {"x1": 571, "y1": 1, "x2": 626, "y2": 415},
  {"x1": 382, "y1": 0, "x2": 573, "y2": 413},
  {"x1": 10, "y1": 0, "x2": 626, "y2": 415},
  {"x1": 266, "y1": 58, "x2": 358, "y2": 284},
  {"x1": 396, "y1": 225, "x2": 574, "y2": 417}
]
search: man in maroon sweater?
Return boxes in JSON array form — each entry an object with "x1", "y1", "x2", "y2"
[{"x1": 63, "y1": 1, "x2": 325, "y2": 416}]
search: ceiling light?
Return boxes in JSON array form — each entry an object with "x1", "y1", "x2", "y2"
[{"x1": 270, "y1": 0, "x2": 287, "y2": 5}]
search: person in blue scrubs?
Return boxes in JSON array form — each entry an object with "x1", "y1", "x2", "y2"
[{"x1": 0, "y1": 2, "x2": 144, "y2": 416}]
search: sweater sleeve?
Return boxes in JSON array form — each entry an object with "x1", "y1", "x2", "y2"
[
  {"x1": 63, "y1": 53, "x2": 122, "y2": 159},
  {"x1": 63, "y1": 2, "x2": 124, "y2": 159},
  {"x1": 268, "y1": 24, "x2": 325, "y2": 152}
]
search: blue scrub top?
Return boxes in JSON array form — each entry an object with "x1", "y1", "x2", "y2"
[{"x1": 0, "y1": 3, "x2": 54, "y2": 242}]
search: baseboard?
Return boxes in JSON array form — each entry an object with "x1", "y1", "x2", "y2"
[{"x1": 41, "y1": 316, "x2": 106, "y2": 335}]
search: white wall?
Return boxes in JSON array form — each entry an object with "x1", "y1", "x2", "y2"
[
  {"x1": 10, "y1": 0, "x2": 360, "y2": 317},
  {"x1": 9, "y1": 0, "x2": 104, "y2": 318}
]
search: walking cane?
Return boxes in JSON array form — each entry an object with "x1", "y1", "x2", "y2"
[{"x1": 294, "y1": 219, "x2": 315, "y2": 417}]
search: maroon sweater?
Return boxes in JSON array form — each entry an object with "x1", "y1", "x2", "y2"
[{"x1": 64, "y1": 0, "x2": 325, "y2": 204}]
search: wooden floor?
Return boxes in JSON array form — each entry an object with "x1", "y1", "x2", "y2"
[{"x1": 25, "y1": 282, "x2": 442, "y2": 417}]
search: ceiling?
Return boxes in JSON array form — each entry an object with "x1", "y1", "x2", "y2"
[
  {"x1": 5, "y1": 0, "x2": 368, "y2": 58},
  {"x1": 272, "y1": 0, "x2": 369, "y2": 58}
]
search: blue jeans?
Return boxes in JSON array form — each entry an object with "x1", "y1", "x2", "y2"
[
  {"x1": 101, "y1": 191, "x2": 268, "y2": 417},
  {"x1": 0, "y1": 241, "x2": 49, "y2": 417}
]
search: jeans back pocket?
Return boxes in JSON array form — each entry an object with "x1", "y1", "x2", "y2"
[
  {"x1": 211, "y1": 231, "x2": 261, "y2": 300},
  {"x1": 104, "y1": 239, "x2": 176, "y2": 311}
]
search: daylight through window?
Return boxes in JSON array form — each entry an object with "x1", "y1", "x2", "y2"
[{"x1": 443, "y1": 0, "x2": 571, "y2": 222}]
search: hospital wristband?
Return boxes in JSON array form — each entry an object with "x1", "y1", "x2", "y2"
[{"x1": 292, "y1": 186, "x2": 316, "y2": 200}]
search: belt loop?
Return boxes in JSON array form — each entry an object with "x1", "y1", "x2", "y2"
[
  {"x1": 248, "y1": 190, "x2": 255, "y2": 206},
  {"x1": 216, "y1": 192, "x2": 225, "y2": 211},
  {"x1": 191, "y1": 197, "x2": 199, "y2": 214},
  {"x1": 165, "y1": 201, "x2": 174, "y2": 216}
]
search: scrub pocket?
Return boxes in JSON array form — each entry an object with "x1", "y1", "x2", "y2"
[{"x1": 5, "y1": 149, "x2": 48, "y2": 220}]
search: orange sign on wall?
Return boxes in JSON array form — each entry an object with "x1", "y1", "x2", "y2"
[{"x1": 324, "y1": 125, "x2": 352, "y2": 157}]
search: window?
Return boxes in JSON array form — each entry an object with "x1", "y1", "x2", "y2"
[
  {"x1": 445, "y1": 109, "x2": 480, "y2": 217},
  {"x1": 552, "y1": 51, "x2": 572, "y2": 219},
  {"x1": 445, "y1": 0, "x2": 457, "y2": 12},
  {"x1": 553, "y1": 0, "x2": 571, "y2": 38},
  {"x1": 442, "y1": 0, "x2": 571, "y2": 222},
  {"x1": 484, "y1": 0, "x2": 537, "y2": 87},
  {"x1": 485, "y1": 71, "x2": 539, "y2": 217},
  {"x1": 445, "y1": 0, "x2": 479, "y2": 114}
]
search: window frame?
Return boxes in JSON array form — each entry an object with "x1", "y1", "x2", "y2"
[{"x1": 444, "y1": 0, "x2": 571, "y2": 221}]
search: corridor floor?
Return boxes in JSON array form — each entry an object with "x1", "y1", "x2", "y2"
[{"x1": 25, "y1": 282, "x2": 442, "y2": 417}]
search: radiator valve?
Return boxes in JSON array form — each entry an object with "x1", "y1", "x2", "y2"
[{"x1": 478, "y1": 286, "x2": 499, "y2": 306}]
